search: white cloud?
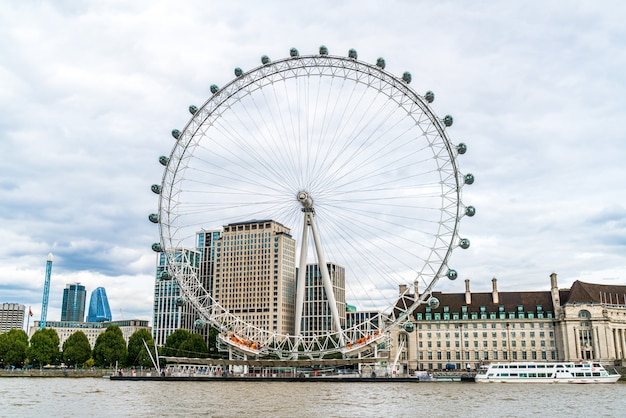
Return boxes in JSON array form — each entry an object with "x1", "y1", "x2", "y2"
[{"x1": 1, "y1": 0, "x2": 626, "y2": 327}]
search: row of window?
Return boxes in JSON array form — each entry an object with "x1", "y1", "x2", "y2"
[
  {"x1": 419, "y1": 350, "x2": 557, "y2": 361},
  {"x1": 416, "y1": 311, "x2": 553, "y2": 321}
]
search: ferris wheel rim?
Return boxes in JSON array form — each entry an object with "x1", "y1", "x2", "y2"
[{"x1": 155, "y1": 49, "x2": 470, "y2": 359}]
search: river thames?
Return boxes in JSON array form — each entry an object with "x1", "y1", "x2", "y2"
[{"x1": 2, "y1": 378, "x2": 626, "y2": 417}]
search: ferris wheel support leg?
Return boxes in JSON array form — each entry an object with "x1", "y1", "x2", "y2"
[
  {"x1": 307, "y1": 212, "x2": 346, "y2": 347},
  {"x1": 294, "y1": 213, "x2": 310, "y2": 337}
]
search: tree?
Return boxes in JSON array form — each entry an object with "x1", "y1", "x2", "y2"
[
  {"x1": 127, "y1": 329, "x2": 156, "y2": 368},
  {"x1": 179, "y1": 333, "x2": 209, "y2": 358},
  {"x1": 92, "y1": 325, "x2": 127, "y2": 368},
  {"x1": 161, "y1": 329, "x2": 192, "y2": 357},
  {"x1": 161, "y1": 329, "x2": 208, "y2": 358},
  {"x1": 62, "y1": 331, "x2": 91, "y2": 367},
  {"x1": 0, "y1": 329, "x2": 29, "y2": 367},
  {"x1": 27, "y1": 328, "x2": 60, "y2": 367},
  {"x1": 208, "y1": 326, "x2": 219, "y2": 356}
]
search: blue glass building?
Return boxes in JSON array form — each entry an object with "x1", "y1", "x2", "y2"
[
  {"x1": 86, "y1": 287, "x2": 112, "y2": 322},
  {"x1": 61, "y1": 283, "x2": 86, "y2": 322}
]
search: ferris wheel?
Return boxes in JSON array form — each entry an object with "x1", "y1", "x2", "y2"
[{"x1": 150, "y1": 46, "x2": 475, "y2": 360}]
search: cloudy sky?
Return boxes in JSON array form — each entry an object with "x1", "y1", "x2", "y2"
[{"x1": 1, "y1": 1, "x2": 625, "y2": 326}]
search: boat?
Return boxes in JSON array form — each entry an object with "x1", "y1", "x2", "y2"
[{"x1": 475, "y1": 361, "x2": 621, "y2": 383}]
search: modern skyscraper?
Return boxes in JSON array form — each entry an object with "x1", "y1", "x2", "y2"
[
  {"x1": 86, "y1": 287, "x2": 112, "y2": 322},
  {"x1": 215, "y1": 220, "x2": 297, "y2": 334},
  {"x1": 152, "y1": 248, "x2": 203, "y2": 346},
  {"x1": 301, "y1": 262, "x2": 346, "y2": 336},
  {"x1": 0, "y1": 303, "x2": 26, "y2": 332},
  {"x1": 60, "y1": 283, "x2": 86, "y2": 322}
]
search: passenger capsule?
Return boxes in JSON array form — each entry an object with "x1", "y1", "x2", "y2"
[
  {"x1": 175, "y1": 296, "x2": 186, "y2": 306},
  {"x1": 148, "y1": 213, "x2": 159, "y2": 223},
  {"x1": 151, "y1": 243, "x2": 163, "y2": 252},
  {"x1": 189, "y1": 105, "x2": 198, "y2": 115},
  {"x1": 210, "y1": 84, "x2": 219, "y2": 94},
  {"x1": 319, "y1": 45, "x2": 329, "y2": 55},
  {"x1": 443, "y1": 115, "x2": 454, "y2": 127},
  {"x1": 261, "y1": 55, "x2": 270, "y2": 65},
  {"x1": 447, "y1": 269, "x2": 458, "y2": 280},
  {"x1": 151, "y1": 184, "x2": 161, "y2": 194},
  {"x1": 348, "y1": 48, "x2": 357, "y2": 59},
  {"x1": 465, "y1": 206, "x2": 476, "y2": 217},
  {"x1": 158, "y1": 156, "x2": 169, "y2": 166},
  {"x1": 234, "y1": 67, "x2": 243, "y2": 77},
  {"x1": 459, "y1": 238, "x2": 470, "y2": 249},
  {"x1": 464, "y1": 173, "x2": 475, "y2": 185},
  {"x1": 428, "y1": 297, "x2": 440, "y2": 309},
  {"x1": 457, "y1": 143, "x2": 467, "y2": 154},
  {"x1": 290, "y1": 47, "x2": 299, "y2": 57},
  {"x1": 424, "y1": 91, "x2": 435, "y2": 103},
  {"x1": 171, "y1": 129, "x2": 181, "y2": 139},
  {"x1": 376, "y1": 57, "x2": 386, "y2": 69},
  {"x1": 403, "y1": 321, "x2": 415, "y2": 332},
  {"x1": 402, "y1": 72, "x2": 412, "y2": 83},
  {"x1": 194, "y1": 319, "x2": 206, "y2": 328},
  {"x1": 160, "y1": 271, "x2": 172, "y2": 280}
]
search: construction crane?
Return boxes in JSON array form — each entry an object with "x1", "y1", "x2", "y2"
[{"x1": 40, "y1": 253, "x2": 53, "y2": 329}]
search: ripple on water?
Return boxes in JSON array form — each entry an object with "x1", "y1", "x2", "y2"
[{"x1": 2, "y1": 379, "x2": 626, "y2": 417}]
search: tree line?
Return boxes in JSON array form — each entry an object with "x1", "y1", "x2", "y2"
[{"x1": 0, "y1": 325, "x2": 218, "y2": 369}]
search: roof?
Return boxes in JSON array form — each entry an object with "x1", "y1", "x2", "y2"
[
  {"x1": 564, "y1": 280, "x2": 626, "y2": 304},
  {"x1": 398, "y1": 289, "x2": 554, "y2": 315}
]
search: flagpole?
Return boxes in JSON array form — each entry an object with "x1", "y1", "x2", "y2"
[{"x1": 26, "y1": 306, "x2": 32, "y2": 333}]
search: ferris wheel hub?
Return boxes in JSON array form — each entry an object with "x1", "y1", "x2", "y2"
[{"x1": 297, "y1": 191, "x2": 314, "y2": 210}]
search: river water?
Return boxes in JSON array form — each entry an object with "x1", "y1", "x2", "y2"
[{"x1": 2, "y1": 378, "x2": 625, "y2": 417}]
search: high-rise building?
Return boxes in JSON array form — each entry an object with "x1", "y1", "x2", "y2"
[
  {"x1": 152, "y1": 220, "x2": 298, "y2": 346},
  {"x1": 197, "y1": 229, "x2": 221, "y2": 306},
  {"x1": 0, "y1": 303, "x2": 26, "y2": 332},
  {"x1": 152, "y1": 248, "x2": 202, "y2": 346},
  {"x1": 60, "y1": 283, "x2": 86, "y2": 322},
  {"x1": 301, "y1": 262, "x2": 346, "y2": 337},
  {"x1": 215, "y1": 220, "x2": 297, "y2": 334},
  {"x1": 86, "y1": 287, "x2": 112, "y2": 322}
]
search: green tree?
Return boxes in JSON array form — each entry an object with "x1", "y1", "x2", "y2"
[
  {"x1": 0, "y1": 329, "x2": 29, "y2": 367},
  {"x1": 208, "y1": 326, "x2": 219, "y2": 356},
  {"x1": 161, "y1": 329, "x2": 209, "y2": 358},
  {"x1": 62, "y1": 331, "x2": 91, "y2": 367},
  {"x1": 27, "y1": 328, "x2": 60, "y2": 367},
  {"x1": 161, "y1": 329, "x2": 192, "y2": 357},
  {"x1": 92, "y1": 325, "x2": 127, "y2": 368},
  {"x1": 126, "y1": 329, "x2": 156, "y2": 368},
  {"x1": 179, "y1": 333, "x2": 209, "y2": 358}
]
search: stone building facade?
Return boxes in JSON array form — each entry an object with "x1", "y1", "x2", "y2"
[{"x1": 389, "y1": 273, "x2": 626, "y2": 373}]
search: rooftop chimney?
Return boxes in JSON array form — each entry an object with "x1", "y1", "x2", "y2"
[
  {"x1": 492, "y1": 277, "x2": 499, "y2": 304},
  {"x1": 550, "y1": 272, "x2": 560, "y2": 310},
  {"x1": 465, "y1": 279, "x2": 471, "y2": 305},
  {"x1": 399, "y1": 284, "x2": 408, "y2": 296}
]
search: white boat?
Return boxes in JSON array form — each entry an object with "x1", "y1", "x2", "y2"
[{"x1": 475, "y1": 361, "x2": 621, "y2": 384}]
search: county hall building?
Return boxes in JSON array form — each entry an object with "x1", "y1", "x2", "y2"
[{"x1": 391, "y1": 273, "x2": 626, "y2": 373}]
